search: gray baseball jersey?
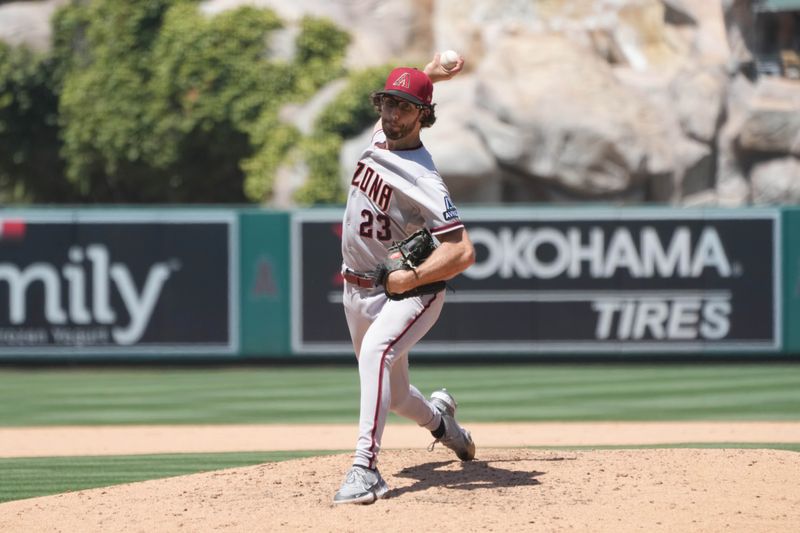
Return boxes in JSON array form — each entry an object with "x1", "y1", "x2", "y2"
[{"x1": 341, "y1": 130, "x2": 463, "y2": 273}]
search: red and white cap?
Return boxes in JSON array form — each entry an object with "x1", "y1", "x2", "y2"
[{"x1": 376, "y1": 67, "x2": 433, "y2": 106}]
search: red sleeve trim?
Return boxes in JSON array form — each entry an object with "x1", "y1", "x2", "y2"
[{"x1": 430, "y1": 221, "x2": 464, "y2": 236}]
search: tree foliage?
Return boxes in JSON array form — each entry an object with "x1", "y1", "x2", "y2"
[
  {"x1": 0, "y1": 0, "x2": 351, "y2": 204},
  {"x1": 293, "y1": 66, "x2": 389, "y2": 205},
  {"x1": 0, "y1": 43, "x2": 68, "y2": 202}
]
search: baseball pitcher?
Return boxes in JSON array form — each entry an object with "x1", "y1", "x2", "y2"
[{"x1": 334, "y1": 52, "x2": 476, "y2": 505}]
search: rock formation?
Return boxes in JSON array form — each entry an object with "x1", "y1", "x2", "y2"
[{"x1": 1, "y1": 0, "x2": 797, "y2": 205}]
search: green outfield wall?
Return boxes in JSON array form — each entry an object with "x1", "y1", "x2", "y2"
[
  {"x1": 238, "y1": 210, "x2": 291, "y2": 357},
  {"x1": 783, "y1": 207, "x2": 800, "y2": 354},
  {"x1": 0, "y1": 206, "x2": 797, "y2": 361}
]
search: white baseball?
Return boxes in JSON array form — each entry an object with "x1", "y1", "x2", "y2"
[{"x1": 440, "y1": 50, "x2": 459, "y2": 70}]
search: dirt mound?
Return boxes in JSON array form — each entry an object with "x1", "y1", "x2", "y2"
[{"x1": 1, "y1": 448, "x2": 798, "y2": 532}]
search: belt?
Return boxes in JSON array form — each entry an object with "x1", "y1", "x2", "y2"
[{"x1": 342, "y1": 268, "x2": 376, "y2": 288}]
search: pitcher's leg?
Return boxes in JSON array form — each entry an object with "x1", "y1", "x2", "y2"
[
  {"x1": 354, "y1": 346, "x2": 390, "y2": 469},
  {"x1": 389, "y1": 358, "x2": 440, "y2": 431},
  {"x1": 353, "y1": 293, "x2": 444, "y2": 469},
  {"x1": 343, "y1": 284, "x2": 385, "y2": 359}
]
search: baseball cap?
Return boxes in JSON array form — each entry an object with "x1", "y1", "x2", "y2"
[{"x1": 376, "y1": 67, "x2": 433, "y2": 107}]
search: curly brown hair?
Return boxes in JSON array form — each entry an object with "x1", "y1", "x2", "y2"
[{"x1": 371, "y1": 92, "x2": 437, "y2": 128}]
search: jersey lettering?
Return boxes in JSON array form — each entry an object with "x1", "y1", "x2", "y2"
[
  {"x1": 443, "y1": 196, "x2": 459, "y2": 221},
  {"x1": 360, "y1": 167, "x2": 375, "y2": 192},
  {"x1": 359, "y1": 209, "x2": 373, "y2": 237},
  {"x1": 351, "y1": 161, "x2": 394, "y2": 213},
  {"x1": 368, "y1": 175, "x2": 383, "y2": 201},
  {"x1": 376, "y1": 213, "x2": 391, "y2": 240},
  {"x1": 377, "y1": 184, "x2": 393, "y2": 212},
  {"x1": 359, "y1": 209, "x2": 392, "y2": 241},
  {"x1": 351, "y1": 161, "x2": 366, "y2": 187}
]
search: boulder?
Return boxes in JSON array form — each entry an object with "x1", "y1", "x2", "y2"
[
  {"x1": 432, "y1": 0, "x2": 708, "y2": 73},
  {"x1": 475, "y1": 33, "x2": 694, "y2": 198},
  {"x1": 716, "y1": 175, "x2": 751, "y2": 206},
  {"x1": 671, "y1": 0, "x2": 730, "y2": 64},
  {"x1": 682, "y1": 188, "x2": 722, "y2": 206},
  {"x1": 709, "y1": 71, "x2": 753, "y2": 206},
  {"x1": 423, "y1": 119, "x2": 501, "y2": 202},
  {"x1": 669, "y1": 64, "x2": 727, "y2": 143},
  {"x1": 201, "y1": 0, "x2": 420, "y2": 68},
  {"x1": 751, "y1": 157, "x2": 800, "y2": 205},
  {"x1": 613, "y1": 0, "x2": 689, "y2": 72},
  {"x1": 469, "y1": 107, "x2": 528, "y2": 170},
  {"x1": 675, "y1": 139, "x2": 716, "y2": 199},
  {"x1": 422, "y1": 76, "x2": 500, "y2": 201},
  {"x1": 736, "y1": 78, "x2": 800, "y2": 156},
  {"x1": 432, "y1": 0, "x2": 542, "y2": 71},
  {"x1": 0, "y1": 0, "x2": 67, "y2": 52},
  {"x1": 611, "y1": 65, "x2": 720, "y2": 201}
]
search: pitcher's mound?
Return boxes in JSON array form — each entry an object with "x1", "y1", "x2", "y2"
[{"x1": 1, "y1": 448, "x2": 798, "y2": 532}]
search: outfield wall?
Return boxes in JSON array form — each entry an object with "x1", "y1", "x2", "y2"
[
  {"x1": 784, "y1": 207, "x2": 800, "y2": 355},
  {"x1": 0, "y1": 206, "x2": 796, "y2": 361}
]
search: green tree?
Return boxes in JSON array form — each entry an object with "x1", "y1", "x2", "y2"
[
  {"x1": 0, "y1": 43, "x2": 68, "y2": 202},
  {"x1": 0, "y1": 0, "x2": 351, "y2": 204},
  {"x1": 241, "y1": 16, "x2": 350, "y2": 202},
  {"x1": 294, "y1": 66, "x2": 388, "y2": 205},
  {"x1": 57, "y1": 1, "x2": 280, "y2": 202}
]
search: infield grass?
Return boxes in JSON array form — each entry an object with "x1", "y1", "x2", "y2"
[
  {"x1": 0, "y1": 451, "x2": 337, "y2": 504},
  {"x1": 0, "y1": 364, "x2": 799, "y2": 426}
]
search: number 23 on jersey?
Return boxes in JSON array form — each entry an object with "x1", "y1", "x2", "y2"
[
  {"x1": 360, "y1": 210, "x2": 392, "y2": 241},
  {"x1": 352, "y1": 161, "x2": 395, "y2": 241}
]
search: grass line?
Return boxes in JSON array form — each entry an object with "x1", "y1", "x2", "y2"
[
  {"x1": 0, "y1": 451, "x2": 342, "y2": 504},
  {"x1": 1, "y1": 365, "x2": 799, "y2": 426}
]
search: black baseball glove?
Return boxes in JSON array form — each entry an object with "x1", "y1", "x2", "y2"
[{"x1": 372, "y1": 228, "x2": 447, "y2": 301}]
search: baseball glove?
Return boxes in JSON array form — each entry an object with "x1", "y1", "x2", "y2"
[{"x1": 372, "y1": 228, "x2": 447, "y2": 300}]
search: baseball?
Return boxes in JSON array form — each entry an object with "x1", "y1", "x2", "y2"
[{"x1": 440, "y1": 50, "x2": 459, "y2": 70}]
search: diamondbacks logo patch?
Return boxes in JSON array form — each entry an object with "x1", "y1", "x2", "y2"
[
  {"x1": 392, "y1": 72, "x2": 411, "y2": 89},
  {"x1": 442, "y1": 196, "x2": 459, "y2": 221}
]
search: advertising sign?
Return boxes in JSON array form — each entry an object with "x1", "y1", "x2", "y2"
[
  {"x1": 292, "y1": 209, "x2": 780, "y2": 355},
  {"x1": 0, "y1": 211, "x2": 238, "y2": 356}
]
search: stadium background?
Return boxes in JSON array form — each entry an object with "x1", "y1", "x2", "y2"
[{"x1": 1, "y1": 0, "x2": 799, "y2": 530}]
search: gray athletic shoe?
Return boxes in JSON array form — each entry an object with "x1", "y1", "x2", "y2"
[
  {"x1": 429, "y1": 388, "x2": 476, "y2": 461},
  {"x1": 332, "y1": 465, "x2": 389, "y2": 505}
]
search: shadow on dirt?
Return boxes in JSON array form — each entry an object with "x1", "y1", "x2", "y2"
[{"x1": 387, "y1": 458, "x2": 543, "y2": 499}]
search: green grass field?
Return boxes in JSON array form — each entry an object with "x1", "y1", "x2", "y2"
[
  {"x1": 0, "y1": 364, "x2": 798, "y2": 503},
  {"x1": 0, "y1": 451, "x2": 337, "y2": 503},
  {"x1": 1, "y1": 364, "x2": 799, "y2": 425}
]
